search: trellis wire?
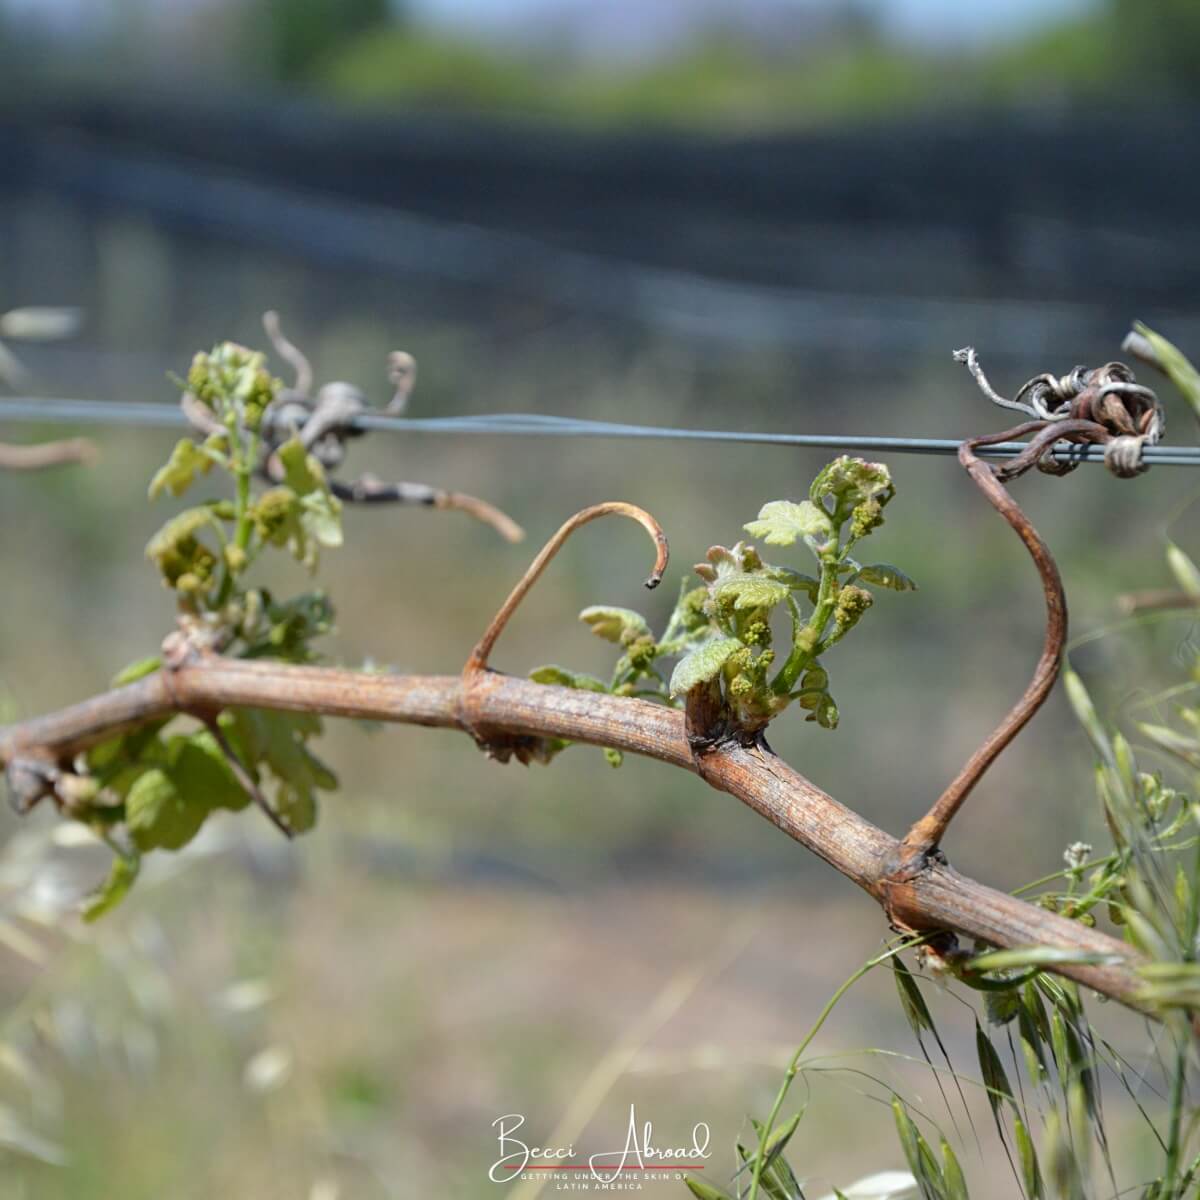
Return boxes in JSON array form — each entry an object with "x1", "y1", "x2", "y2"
[{"x1": 2, "y1": 396, "x2": 1200, "y2": 466}]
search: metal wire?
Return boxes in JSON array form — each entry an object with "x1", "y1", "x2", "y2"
[{"x1": 2, "y1": 395, "x2": 1200, "y2": 466}]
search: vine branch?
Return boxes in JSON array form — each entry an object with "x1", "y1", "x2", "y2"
[
  {"x1": 0, "y1": 657, "x2": 1149, "y2": 1012},
  {"x1": 0, "y1": 437, "x2": 96, "y2": 470}
]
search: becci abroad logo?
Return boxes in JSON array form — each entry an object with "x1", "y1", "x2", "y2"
[{"x1": 490, "y1": 1106, "x2": 712, "y2": 1189}]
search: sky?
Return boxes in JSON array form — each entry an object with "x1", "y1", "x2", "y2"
[
  {"x1": 407, "y1": 0, "x2": 1098, "y2": 52},
  {"x1": 2, "y1": 0, "x2": 1100, "y2": 53}
]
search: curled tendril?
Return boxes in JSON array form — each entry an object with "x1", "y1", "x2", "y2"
[
  {"x1": 899, "y1": 347, "x2": 1166, "y2": 866},
  {"x1": 464, "y1": 502, "x2": 669, "y2": 677}
]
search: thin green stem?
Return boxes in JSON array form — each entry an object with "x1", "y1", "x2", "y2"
[
  {"x1": 1162, "y1": 1022, "x2": 1190, "y2": 1196},
  {"x1": 746, "y1": 939, "x2": 919, "y2": 1200},
  {"x1": 772, "y1": 552, "x2": 839, "y2": 696},
  {"x1": 1161, "y1": 838, "x2": 1200, "y2": 1193},
  {"x1": 216, "y1": 428, "x2": 257, "y2": 606},
  {"x1": 234, "y1": 465, "x2": 253, "y2": 551}
]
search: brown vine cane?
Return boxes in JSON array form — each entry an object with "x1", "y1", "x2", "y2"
[{"x1": 895, "y1": 363, "x2": 1164, "y2": 877}]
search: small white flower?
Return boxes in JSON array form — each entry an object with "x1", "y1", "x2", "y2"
[
  {"x1": 243, "y1": 1045, "x2": 292, "y2": 1093},
  {"x1": 1064, "y1": 841, "x2": 1092, "y2": 871},
  {"x1": 816, "y1": 1169, "x2": 919, "y2": 1200},
  {"x1": 214, "y1": 979, "x2": 274, "y2": 1014}
]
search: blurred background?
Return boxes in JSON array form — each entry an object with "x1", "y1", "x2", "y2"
[{"x1": 2, "y1": 1, "x2": 1200, "y2": 1196}]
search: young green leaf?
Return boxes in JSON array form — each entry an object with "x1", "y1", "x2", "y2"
[
  {"x1": 125, "y1": 768, "x2": 210, "y2": 852},
  {"x1": 810, "y1": 456, "x2": 894, "y2": 510},
  {"x1": 712, "y1": 574, "x2": 791, "y2": 611},
  {"x1": 299, "y1": 490, "x2": 343, "y2": 550},
  {"x1": 984, "y1": 987, "x2": 1021, "y2": 1027},
  {"x1": 669, "y1": 637, "x2": 743, "y2": 697},
  {"x1": 221, "y1": 708, "x2": 337, "y2": 834},
  {"x1": 529, "y1": 665, "x2": 608, "y2": 692},
  {"x1": 744, "y1": 500, "x2": 833, "y2": 548},
  {"x1": 145, "y1": 506, "x2": 220, "y2": 564},
  {"x1": 855, "y1": 564, "x2": 917, "y2": 592},
  {"x1": 764, "y1": 566, "x2": 821, "y2": 602},
  {"x1": 80, "y1": 851, "x2": 139, "y2": 923},
  {"x1": 579, "y1": 606, "x2": 652, "y2": 644},
  {"x1": 277, "y1": 437, "x2": 343, "y2": 561},
  {"x1": 148, "y1": 438, "x2": 214, "y2": 499},
  {"x1": 278, "y1": 436, "x2": 325, "y2": 496}
]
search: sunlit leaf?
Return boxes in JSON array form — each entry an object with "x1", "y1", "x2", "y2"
[
  {"x1": 810, "y1": 456, "x2": 894, "y2": 510},
  {"x1": 669, "y1": 637, "x2": 742, "y2": 697},
  {"x1": 712, "y1": 574, "x2": 791, "y2": 611},
  {"x1": 744, "y1": 499, "x2": 833, "y2": 548}
]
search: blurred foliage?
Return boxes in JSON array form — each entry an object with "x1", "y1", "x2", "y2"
[
  {"x1": 1110, "y1": 0, "x2": 1200, "y2": 101},
  {"x1": 246, "y1": 0, "x2": 392, "y2": 82},
  {"x1": 320, "y1": 28, "x2": 940, "y2": 128},
  {"x1": 6, "y1": 1, "x2": 1200, "y2": 130},
  {"x1": 315, "y1": 1, "x2": 1200, "y2": 130}
]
